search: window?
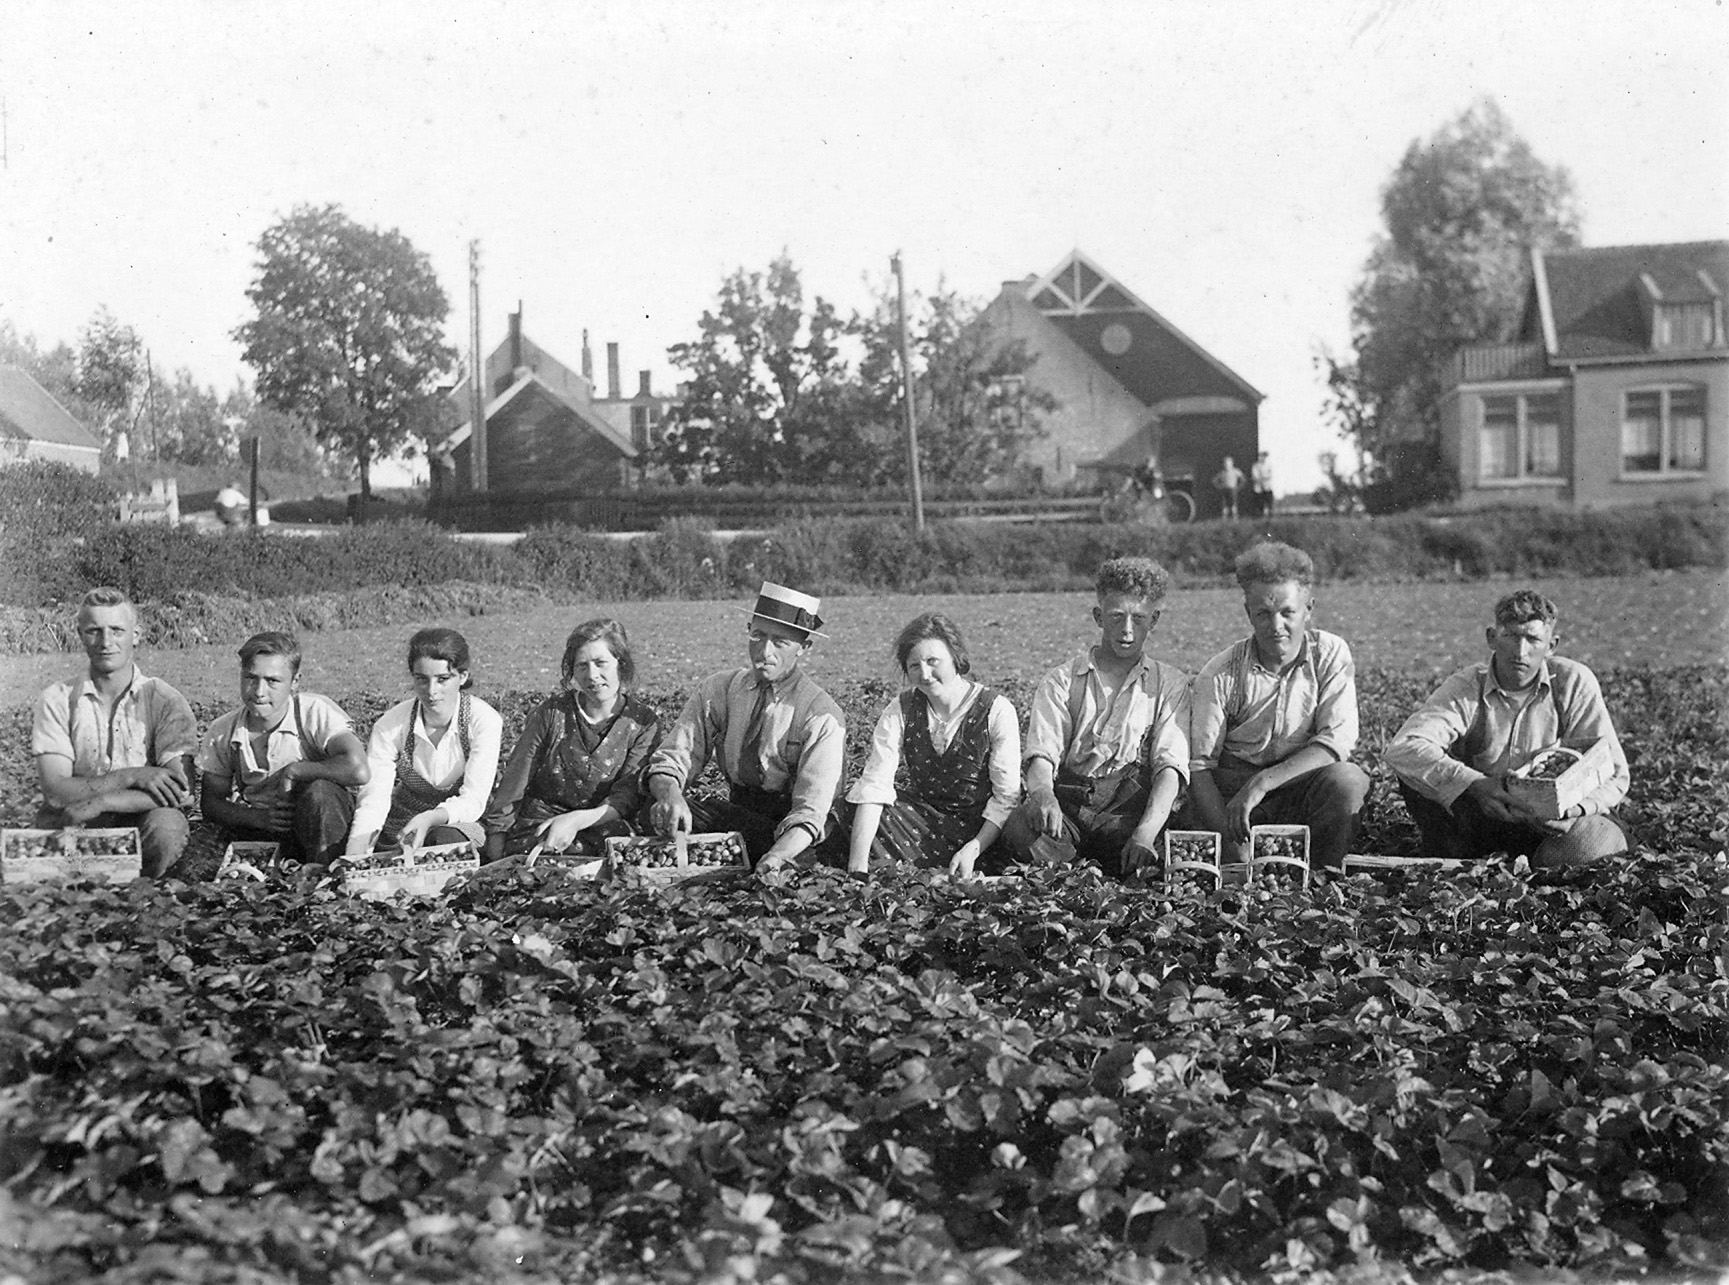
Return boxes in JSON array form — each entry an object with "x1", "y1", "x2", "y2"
[
  {"x1": 1655, "y1": 304, "x2": 1718, "y2": 351},
  {"x1": 1622, "y1": 386, "x2": 1707, "y2": 475},
  {"x1": 1479, "y1": 391, "x2": 1563, "y2": 482},
  {"x1": 630, "y1": 403, "x2": 663, "y2": 452}
]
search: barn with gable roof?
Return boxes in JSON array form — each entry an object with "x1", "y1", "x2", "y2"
[{"x1": 978, "y1": 250, "x2": 1262, "y2": 519}]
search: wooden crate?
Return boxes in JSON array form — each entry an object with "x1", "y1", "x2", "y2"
[
  {"x1": 340, "y1": 841, "x2": 479, "y2": 900},
  {"x1": 217, "y1": 841, "x2": 285, "y2": 881},
  {"x1": 604, "y1": 832, "x2": 749, "y2": 884},
  {"x1": 1163, "y1": 829, "x2": 1221, "y2": 886},
  {"x1": 1249, "y1": 824, "x2": 1311, "y2": 888},
  {"x1": 1, "y1": 828, "x2": 143, "y2": 885},
  {"x1": 1341, "y1": 853, "x2": 1467, "y2": 875},
  {"x1": 1505, "y1": 739, "x2": 1616, "y2": 821}
]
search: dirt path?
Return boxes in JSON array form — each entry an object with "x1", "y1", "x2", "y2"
[{"x1": 3, "y1": 570, "x2": 1722, "y2": 709}]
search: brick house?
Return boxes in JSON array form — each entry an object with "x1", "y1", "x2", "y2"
[
  {"x1": 0, "y1": 366, "x2": 102, "y2": 473},
  {"x1": 978, "y1": 251, "x2": 1262, "y2": 519},
  {"x1": 1438, "y1": 241, "x2": 1728, "y2": 508},
  {"x1": 430, "y1": 309, "x2": 638, "y2": 503}
]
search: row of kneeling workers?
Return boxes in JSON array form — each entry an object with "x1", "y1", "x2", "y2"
[{"x1": 30, "y1": 555, "x2": 1630, "y2": 882}]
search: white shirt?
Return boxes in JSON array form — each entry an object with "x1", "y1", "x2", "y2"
[
  {"x1": 349, "y1": 695, "x2": 504, "y2": 837},
  {"x1": 847, "y1": 683, "x2": 1022, "y2": 828}
]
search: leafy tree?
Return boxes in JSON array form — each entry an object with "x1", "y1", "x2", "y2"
[
  {"x1": 657, "y1": 253, "x2": 858, "y2": 485},
  {"x1": 234, "y1": 204, "x2": 454, "y2": 498},
  {"x1": 658, "y1": 257, "x2": 1052, "y2": 489},
  {"x1": 1323, "y1": 99, "x2": 1580, "y2": 510},
  {"x1": 75, "y1": 308, "x2": 147, "y2": 460},
  {"x1": 855, "y1": 281, "x2": 1052, "y2": 489},
  {"x1": 0, "y1": 320, "x2": 81, "y2": 411}
]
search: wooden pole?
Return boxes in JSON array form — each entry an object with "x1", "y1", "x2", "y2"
[
  {"x1": 468, "y1": 241, "x2": 488, "y2": 494},
  {"x1": 893, "y1": 252, "x2": 925, "y2": 532},
  {"x1": 248, "y1": 435, "x2": 261, "y2": 527}
]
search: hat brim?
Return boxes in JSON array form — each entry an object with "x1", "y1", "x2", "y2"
[{"x1": 736, "y1": 604, "x2": 827, "y2": 640}]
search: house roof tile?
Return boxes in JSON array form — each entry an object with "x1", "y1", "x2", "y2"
[
  {"x1": 1538, "y1": 241, "x2": 1729, "y2": 360},
  {"x1": 0, "y1": 367, "x2": 102, "y2": 451}
]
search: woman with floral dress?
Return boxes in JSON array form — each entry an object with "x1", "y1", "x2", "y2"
[
  {"x1": 845, "y1": 613, "x2": 1021, "y2": 877},
  {"x1": 484, "y1": 619, "x2": 661, "y2": 859}
]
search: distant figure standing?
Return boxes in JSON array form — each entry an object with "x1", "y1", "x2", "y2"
[
  {"x1": 1250, "y1": 452, "x2": 1275, "y2": 518},
  {"x1": 215, "y1": 484, "x2": 248, "y2": 528},
  {"x1": 1212, "y1": 455, "x2": 1244, "y2": 520}
]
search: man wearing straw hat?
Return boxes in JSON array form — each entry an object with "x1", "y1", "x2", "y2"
[{"x1": 647, "y1": 582, "x2": 846, "y2": 870}]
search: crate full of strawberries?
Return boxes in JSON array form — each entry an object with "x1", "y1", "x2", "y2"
[
  {"x1": 605, "y1": 831, "x2": 749, "y2": 884},
  {"x1": 1, "y1": 828, "x2": 143, "y2": 885}
]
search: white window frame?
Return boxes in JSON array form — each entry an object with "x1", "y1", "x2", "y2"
[
  {"x1": 1618, "y1": 384, "x2": 1708, "y2": 480},
  {"x1": 1475, "y1": 385, "x2": 1566, "y2": 487}
]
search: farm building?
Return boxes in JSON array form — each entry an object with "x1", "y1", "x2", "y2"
[
  {"x1": 429, "y1": 310, "x2": 646, "y2": 504},
  {"x1": 976, "y1": 251, "x2": 1262, "y2": 519},
  {"x1": 1438, "y1": 240, "x2": 1728, "y2": 508},
  {"x1": 0, "y1": 366, "x2": 102, "y2": 473}
]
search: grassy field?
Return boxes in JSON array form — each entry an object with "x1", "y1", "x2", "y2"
[{"x1": 2, "y1": 569, "x2": 1722, "y2": 710}]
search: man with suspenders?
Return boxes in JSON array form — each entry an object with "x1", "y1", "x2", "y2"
[
  {"x1": 1187, "y1": 541, "x2": 1370, "y2": 872},
  {"x1": 197, "y1": 631, "x2": 370, "y2": 866},
  {"x1": 31, "y1": 587, "x2": 199, "y2": 876},
  {"x1": 1384, "y1": 589, "x2": 1630, "y2": 866},
  {"x1": 1000, "y1": 557, "x2": 1189, "y2": 878}
]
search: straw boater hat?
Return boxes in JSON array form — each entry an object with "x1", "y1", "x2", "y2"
[{"x1": 744, "y1": 582, "x2": 827, "y2": 639}]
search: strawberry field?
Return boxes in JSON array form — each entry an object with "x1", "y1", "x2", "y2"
[{"x1": 1, "y1": 651, "x2": 1726, "y2": 1282}]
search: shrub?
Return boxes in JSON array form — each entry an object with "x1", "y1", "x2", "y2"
[{"x1": 0, "y1": 462, "x2": 120, "y2": 605}]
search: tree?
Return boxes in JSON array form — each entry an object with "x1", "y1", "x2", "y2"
[
  {"x1": 1323, "y1": 99, "x2": 1580, "y2": 509},
  {"x1": 657, "y1": 256, "x2": 1052, "y2": 489},
  {"x1": 855, "y1": 281, "x2": 1052, "y2": 489},
  {"x1": 234, "y1": 204, "x2": 454, "y2": 498},
  {"x1": 75, "y1": 308, "x2": 146, "y2": 460},
  {"x1": 657, "y1": 253, "x2": 859, "y2": 486}
]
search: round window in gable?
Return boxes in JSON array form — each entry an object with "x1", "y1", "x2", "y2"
[{"x1": 1100, "y1": 323, "x2": 1132, "y2": 356}]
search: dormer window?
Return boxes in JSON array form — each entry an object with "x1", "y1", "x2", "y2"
[{"x1": 1654, "y1": 303, "x2": 1719, "y2": 351}]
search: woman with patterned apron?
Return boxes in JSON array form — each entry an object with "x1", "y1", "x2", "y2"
[
  {"x1": 484, "y1": 619, "x2": 661, "y2": 860},
  {"x1": 344, "y1": 628, "x2": 503, "y2": 857},
  {"x1": 845, "y1": 613, "x2": 1021, "y2": 877}
]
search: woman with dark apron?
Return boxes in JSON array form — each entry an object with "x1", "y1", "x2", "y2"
[
  {"x1": 483, "y1": 618, "x2": 661, "y2": 859},
  {"x1": 344, "y1": 628, "x2": 503, "y2": 856},
  {"x1": 844, "y1": 613, "x2": 1021, "y2": 878}
]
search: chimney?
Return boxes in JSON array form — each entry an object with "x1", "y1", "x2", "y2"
[
  {"x1": 581, "y1": 329, "x2": 593, "y2": 383},
  {"x1": 508, "y1": 305, "x2": 523, "y2": 372},
  {"x1": 606, "y1": 343, "x2": 620, "y2": 401},
  {"x1": 637, "y1": 370, "x2": 652, "y2": 398}
]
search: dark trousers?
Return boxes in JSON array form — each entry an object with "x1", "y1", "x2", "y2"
[
  {"x1": 685, "y1": 783, "x2": 796, "y2": 865},
  {"x1": 999, "y1": 765, "x2": 1153, "y2": 878},
  {"x1": 1397, "y1": 779, "x2": 1629, "y2": 868},
  {"x1": 1193, "y1": 754, "x2": 1369, "y2": 871},
  {"x1": 221, "y1": 778, "x2": 355, "y2": 866}
]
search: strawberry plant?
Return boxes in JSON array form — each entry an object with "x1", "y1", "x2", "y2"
[{"x1": 0, "y1": 663, "x2": 1724, "y2": 1282}]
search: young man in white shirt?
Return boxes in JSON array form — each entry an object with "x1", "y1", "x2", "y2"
[
  {"x1": 1000, "y1": 557, "x2": 1189, "y2": 878},
  {"x1": 1384, "y1": 589, "x2": 1629, "y2": 867},
  {"x1": 197, "y1": 631, "x2": 369, "y2": 866},
  {"x1": 32, "y1": 587, "x2": 198, "y2": 876}
]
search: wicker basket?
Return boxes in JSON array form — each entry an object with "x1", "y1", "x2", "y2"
[
  {"x1": 1163, "y1": 829, "x2": 1222, "y2": 886},
  {"x1": 1249, "y1": 824, "x2": 1311, "y2": 888},
  {"x1": 1505, "y1": 739, "x2": 1615, "y2": 821}
]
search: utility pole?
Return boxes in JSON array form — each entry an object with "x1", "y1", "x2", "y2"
[
  {"x1": 892, "y1": 252, "x2": 924, "y2": 532},
  {"x1": 467, "y1": 241, "x2": 488, "y2": 493}
]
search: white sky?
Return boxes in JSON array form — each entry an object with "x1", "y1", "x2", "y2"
[{"x1": 2, "y1": 0, "x2": 1725, "y2": 491}]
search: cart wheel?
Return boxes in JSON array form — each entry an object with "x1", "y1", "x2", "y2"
[{"x1": 1166, "y1": 490, "x2": 1195, "y2": 524}]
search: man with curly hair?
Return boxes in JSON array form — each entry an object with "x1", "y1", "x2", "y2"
[
  {"x1": 1187, "y1": 541, "x2": 1369, "y2": 871},
  {"x1": 1384, "y1": 589, "x2": 1629, "y2": 866},
  {"x1": 1001, "y1": 556, "x2": 1189, "y2": 877}
]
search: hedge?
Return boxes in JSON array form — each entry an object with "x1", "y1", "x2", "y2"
[{"x1": 3, "y1": 462, "x2": 1723, "y2": 622}]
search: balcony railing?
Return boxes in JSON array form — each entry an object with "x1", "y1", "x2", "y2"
[{"x1": 1445, "y1": 342, "x2": 1550, "y2": 388}]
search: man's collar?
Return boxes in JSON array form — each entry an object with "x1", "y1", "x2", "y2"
[
  {"x1": 1248, "y1": 631, "x2": 1311, "y2": 674},
  {"x1": 75, "y1": 664, "x2": 142, "y2": 702},
  {"x1": 1081, "y1": 647, "x2": 1150, "y2": 677},
  {"x1": 1486, "y1": 657, "x2": 1553, "y2": 697}
]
